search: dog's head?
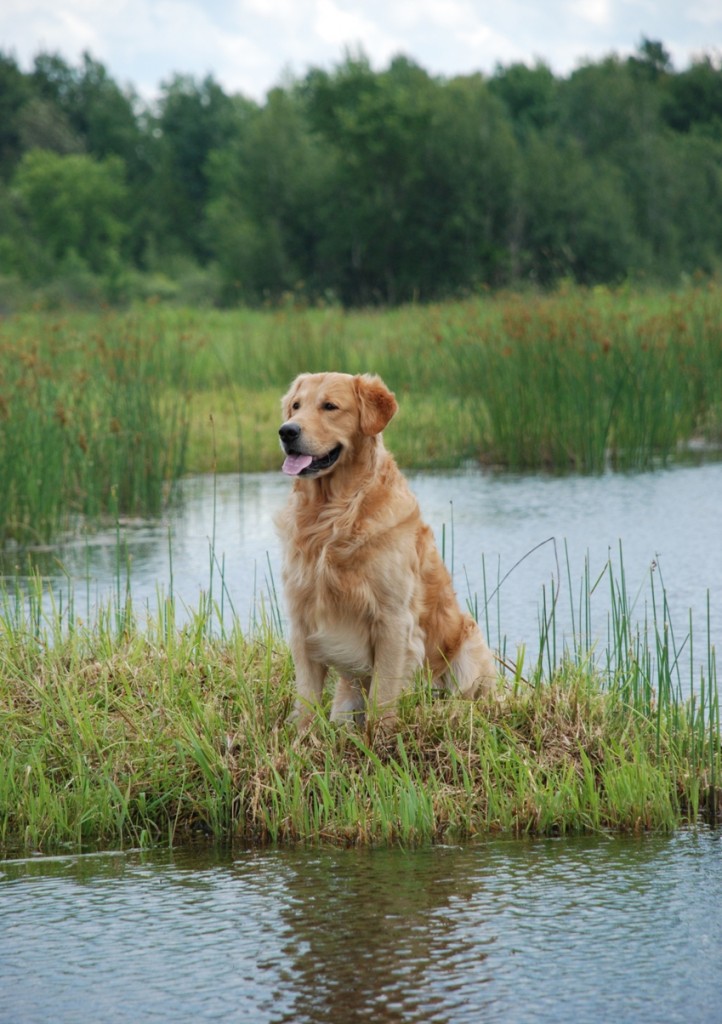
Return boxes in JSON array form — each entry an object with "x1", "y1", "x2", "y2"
[{"x1": 279, "y1": 372, "x2": 398, "y2": 478}]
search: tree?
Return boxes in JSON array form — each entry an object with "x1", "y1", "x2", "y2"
[
  {"x1": 489, "y1": 61, "x2": 558, "y2": 134},
  {"x1": 206, "y1": 87, "x2": 328, "y2": 303},
  {"x1": 150, "y1": 74, "x2": 236, "y2": 261},
  {"x1": 628, "y1": 38, "x2": 673, "y2": 81},
  {"x1": 558, "y1": 56, "x2": 662, "y2": 158},
  {"x1": 414, "y1": 73, "x2": 520, "y2": 291},
  {"x1": 1, "y1": 42, "x2": 721, "y2": 303},
  {"x1": 302, "y1": 54, "x2": 438, "y2": 303},
  {"x1": 0, "y1": 52, "x2": 31, "y2": 179},
  {"x1": 663, "y1": 55, "x2": 722, "y2": 134},
  {"x1": 511, "y1": 133, "x2": 638, "y2": 285},
  {"x1": 16, "y1": 96, "x2": 84, "y2": 155},
  {"x1": 12, "y1": 150, "x2": 128, "y2": 275},
  {"x1": 301, "y1": 55, "x2": 519, "y2": 302}
]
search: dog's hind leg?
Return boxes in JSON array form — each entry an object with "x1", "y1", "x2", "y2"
[{"x1": 445, "y1": 616, "x2": 496, "y2": 698}]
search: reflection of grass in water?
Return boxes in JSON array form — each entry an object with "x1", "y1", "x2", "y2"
[{"x1": 0, "y1": 549, "x2": 718, "y2": 854}]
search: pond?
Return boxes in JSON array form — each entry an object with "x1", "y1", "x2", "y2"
[
  {"x1": 5, "y1": 459, "x2": 722, "y2": 684},
  {"x1": 2, "y1": 462, "x2": 721, "y2": 1021},
  {"x1": 1, "y1": 831, "x2": 721, "y2": 1023}
]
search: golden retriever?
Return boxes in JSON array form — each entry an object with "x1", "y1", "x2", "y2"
[{"x1": 275, "y1": 372, "x2": 496, "y2": 730}]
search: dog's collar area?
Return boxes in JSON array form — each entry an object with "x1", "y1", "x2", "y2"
[{"x1": 301, "y1": 444, "x2": 343, "y2": 475}]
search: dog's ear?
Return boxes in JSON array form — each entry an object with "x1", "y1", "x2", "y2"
[{"x1": 354, "y1": 374, "x2": 398, "y2": 436}]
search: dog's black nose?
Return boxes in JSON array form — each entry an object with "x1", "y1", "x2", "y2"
[{"x1": 279, "y1": 422, "x2": 301, "y2": 446}]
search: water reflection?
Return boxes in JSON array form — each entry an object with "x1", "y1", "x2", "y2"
[
  {"x1": 1, "y1": 832, "x2": 721, "y2": 1024},
  {"x1": 274, "y1": 847, "x2": 492, "y2": 1024}
]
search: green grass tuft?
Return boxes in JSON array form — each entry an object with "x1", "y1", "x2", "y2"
[{"x1": 0, "y1": 555, "x2": 718, "y2": 854}]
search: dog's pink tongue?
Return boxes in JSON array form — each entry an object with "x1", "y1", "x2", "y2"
[{"x1": 282, "y1": 453, "x2": 313, "y2": 476}]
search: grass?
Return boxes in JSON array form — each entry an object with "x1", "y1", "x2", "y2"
[
  {"x1": 0, "y1": 283, "x2": 720, "y2": 850},
  {"x1": 138, "y1": 280, "x2": 722, "y2": 472},
  {"x1": 0, "y1": 312, "x2": 193, "y2": 543},
  {"x1": 2, "y1": 282, "x2": 722, "y2": 542},
  {"x1": 0, "y1": 552, "x2": 718, "y2": 855}
]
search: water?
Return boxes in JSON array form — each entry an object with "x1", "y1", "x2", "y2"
[
  {"x1": 4, "y1": 461, "x2": 722, "y2": 680},
  {"x1": 1, "y1": 832, "x2": 720, "y2": 1024},
  {"x1": 2, "y1": 465, "x2": 721, "y2": 1022}
]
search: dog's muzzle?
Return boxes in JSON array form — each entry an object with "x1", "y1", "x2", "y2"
[{"x1": 279, "y1": 422, "x2": 342, "y2": 476}]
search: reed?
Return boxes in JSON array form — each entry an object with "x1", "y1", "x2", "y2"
[
  {"x1": 3, "y1": 283, "x2": 721, "y2": 539},
  {"x1": 0, "y1": 311, "x2": 194, "y2": 543},
  {"x1": 451, "y1": 286, "x2": 722, "y2": 471},
  {"x1": 167, "y1": 282, "x2": 722, "y2": 472},
  {"x1": 0, "y1": 553, "x2": 718, "y2": 854}
]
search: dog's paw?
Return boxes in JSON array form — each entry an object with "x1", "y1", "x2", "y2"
[
  {"x1": 285, "y1": 701, "x2": 314, "y2": 734},
  {"x1": 330, "y1": 707, "x2": 366, "y2": 730},
  {"x1": 330, "y1": 695, "x2": 367, "y2": 730},
  {"x1": 368, "y1": 707, "x2": 399, "y2": 740}
]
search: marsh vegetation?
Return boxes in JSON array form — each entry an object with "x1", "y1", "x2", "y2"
[
  {"x1": 1, "y1": 284, "x2": 721, "y2": 852},
  {"x1": 2, "y1": 283, "x2": 722, "y2": 544},
  {"x1": 0, "y1": 547, "x2": 718, "y2": 854}
]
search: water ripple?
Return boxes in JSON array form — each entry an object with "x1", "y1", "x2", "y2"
[{"x1": 1, "y1": 833, "x2": 721, "y2": 1024}]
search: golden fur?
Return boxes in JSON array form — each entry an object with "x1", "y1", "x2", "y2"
[{"x1": 275, "y1": 371, "x2": 496, "y2": 729}]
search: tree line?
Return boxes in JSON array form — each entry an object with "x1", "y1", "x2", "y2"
[{"x1": 1, "y1": 40, "x2": 721, "y2": 306}]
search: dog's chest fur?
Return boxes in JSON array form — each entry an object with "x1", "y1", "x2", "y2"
[{"x1": 279, "y1": 471, "x2": 418, "y2": 657}]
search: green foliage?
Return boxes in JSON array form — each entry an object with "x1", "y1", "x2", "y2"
[
  {"x1": 11, "y1": 149, "x2": 128, "y2": 277},
  {"x1": 0, "y1": 52, "x2": 32, "y2": 179},
  {"x1": 663, "y1": 55, "x2": 722, "y2": 134},
  {"x1": 205, "y1": 87, "x2": 328, "y2": 303},
  {"x1": 489, "y1": 60, "x2": 559, "y2": 132},
  {"x1": 149, "y1": 73, "x2": 238, "y2": 262},
  {"x1": 1, "y1": 41, "x2": 722, "y2": 305}
]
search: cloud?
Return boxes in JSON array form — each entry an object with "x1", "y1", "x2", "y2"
[
  {"x1": 243, "y1": 0, "x2": 301, "y2": 17},
  {"x1": 2, "y1": 0, "x2": 717, "y2": 102},
  {"x1": 2, "y1": 0, "x2": 104, "y2": 63},
  {"x1": 567, "y1": 0, "x2": 612, "y2": 27},
  {"x1": 687, "y1": 0, "x2": 722, "y2": 28},
  {"x1": 312, "y1": 0, "x2": 401, "y2": 61}
]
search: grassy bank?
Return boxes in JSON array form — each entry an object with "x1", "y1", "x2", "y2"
[
  {"x1": 1, "y1": 283, "x2": 722, "y2": 542},
  {"x1": 0, "y1": 557, "x2": 718, "y2": 855}
]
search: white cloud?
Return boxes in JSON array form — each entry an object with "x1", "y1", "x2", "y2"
[
  {"x1": 1, "y1": 0, "x2": 716, "y2": 100},
  {"x1": 313, "y1": 0, "x2": 401, "y2": 59},
  {"x1": 687, "y1": 0, "x2": 722, "y2": 28},
  {"x1": 242, "y1": 0, "x2": 302, "y2": 17},
  {"x1": 568, "y1": 0, "x2": 612, "y2": 27}
]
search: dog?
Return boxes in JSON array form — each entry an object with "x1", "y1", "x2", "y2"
[{"x1": 275, "y1": 371, "x2": 496, "y2": 730}]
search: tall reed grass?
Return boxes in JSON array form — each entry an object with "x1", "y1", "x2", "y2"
[
  {"x1": 2, "y1": 283, "x2": 721, "y2": 541},
  {"x1": 0, "y1": 550, "x2": 718, "y2": 854},
  {"x1": 0, "y1": 312, "x2": 195, "y2": 543},
  {"x1": 159, "y1": 282, "x2": 722, "y2": 472},
  {"x1": 450, "y1": 287, "x2": 722, "y2": 470}
]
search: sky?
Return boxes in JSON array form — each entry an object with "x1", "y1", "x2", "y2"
[{"x1": 1, "y1": 0, "x2": 720, "y2": 102}]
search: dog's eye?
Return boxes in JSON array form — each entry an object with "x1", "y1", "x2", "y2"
[
  {"x1": 291, "y1": 401, "x2": 300, "y2": 410},
  {"x1": 322, "y1": 402, "x2": 338, "y2": 411}
]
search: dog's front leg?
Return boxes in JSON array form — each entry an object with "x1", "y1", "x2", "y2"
[
  {"x1": 367, "y1": 614, "x2": 418, "y2": 729},
  {"x1": 287, "y1": 630, "x2": 327, "y2": 731}
]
